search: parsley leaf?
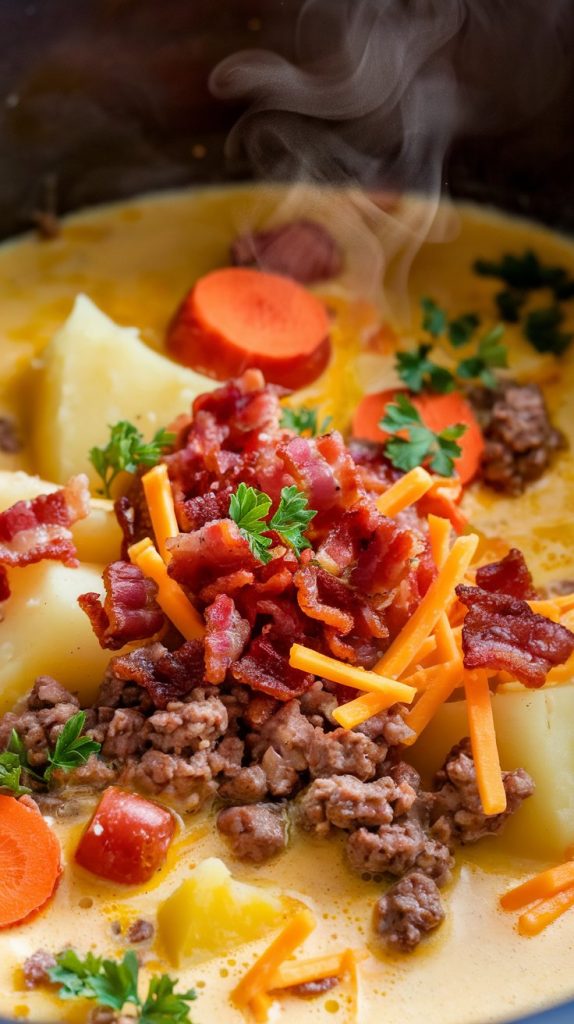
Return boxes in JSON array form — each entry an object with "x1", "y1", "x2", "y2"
[
  {"x1": 48, "y1": 950, "x2": 197, "y2": 1023},
  {"x1": 456, "y1": 325, "x2": 508, "y2": 388},
  {"x1": 280, "y1": 405, "x2": 332, "y2": 436},
  {"x1": 269, "y1": 485, "x2": 317, "y2": 556},
  {"x1": 495, "y1": 289, "x2": 526, "y2": 323},
  {"x1": 380, "y1": 393, "x2": 466, "y2": 477},
  {"x1": 0, "y1": 751, "x2": 30, "y2": 795},
  {"x1": 140, "y1": 974, "x2": 197, "y2": 1024},
  {"x1": 447, "y1": 312, "x2": 480, "y2": 347},
  {"x1": 474, "y1": 250, "x2": 563, "y2": 290},
  {"x1": 44, "y1": 711, "x2": 101, "y2": 783},
  {"x1": 524, "y1": 306, "x2": 573, "y2": 355},
  {"x1": 420, "y1": 297, "x2": 447, "y2": 337},
  {"x1": 89, "y1": 421, "x2": 175, "y2": 498},
  {"x1": 396, "y1": 343, "x2": 455, "y2": 394},
  {"x1": 229, "y1": 482, "x2": 273, "y2": 564}
]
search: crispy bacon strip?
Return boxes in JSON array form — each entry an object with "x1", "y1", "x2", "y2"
[
  {"x1": 231, "y1": 632, "x2": 314, "y2": 700},
  {"x1": 204, "y1": 594, "x2": 250, "y2": 684},
  {"x1": 79, "y1": 561, "x2": 165, "y2": 650},
  {"x1": 456, "y1": 584, "x2": 574, "y2": 688},
  {"x1": 0, "y1": 474, "x2": 89, "y2": 569},
  {"x1": 167, "y1": 519, "x2": 258, "y2": 593},
  {"x1": 111, "y1": 639, "x2": 205, "y2": 708},
  {"x1": 475, "y1": 548, "x2": 537, "y2": 600}
]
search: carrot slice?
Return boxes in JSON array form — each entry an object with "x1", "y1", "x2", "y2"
[
  {"x1": 167, "y1": 267, "x2": 331, "y2": 390},
  {"x1": 518, "y1": 887, "x2": 574, "y2": 937},
  {"x1": 352, "y1": 388, "x2": 484, "y2": 485},
  {"x1": 0, "y1": 796, "x2": 61, "y2": 928},
  {"x1": 464, "y1": 670, "x2": 506, "y2": 815},
  {"x1": 501, "y1": 860, "x2": 574, "y2": 912}
]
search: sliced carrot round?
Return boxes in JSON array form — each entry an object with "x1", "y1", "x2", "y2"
[
  {"x1": 0, "y1": 795, "x2": 61, "y2": 928},
  {"x1": 167, "y1": 267, "x2": 331, "y2": 390},
  {"x1": 352, "y1": 388, "x2": 484, "y2": 485}
]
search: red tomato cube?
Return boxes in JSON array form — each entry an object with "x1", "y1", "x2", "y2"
[{"x1": 75, "y1": 787, "x2": 176, "y2": 885}]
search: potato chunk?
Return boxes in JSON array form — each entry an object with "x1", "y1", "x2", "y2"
[
  {"x1": 0, "y1": 561, "x2": 113, "y2": 712},
  {"x1": 410, "y1": 684, "x2": 574, "y2": 858},
  {"x1": 32, "y1": 295, "x2": 216, "y2": 486},
  {"x1": 157, "y1": 857, "x2": 283, "y2": 966},
  {"x1": 0, "y1": 470, "x2": 122, "y2": 564}
]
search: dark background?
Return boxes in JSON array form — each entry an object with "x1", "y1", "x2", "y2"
[{"x1": 0, "y1": 0, "x2": 572, "y2": 232}]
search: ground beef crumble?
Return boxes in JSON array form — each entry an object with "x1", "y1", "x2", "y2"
[{"x1": 373, "y1": 872, "x2": 445, "y2": 952}]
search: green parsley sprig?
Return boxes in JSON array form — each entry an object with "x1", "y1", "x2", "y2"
[
  {"x1": 280, "y1": 405, "x2": 332, "y2": 436},
  {"x1": 0, "y1": 711, "x2": 101, "y2": 793},
  {"x1": 229, "y1": 482, "x2": 316, "y2": 564},
  {"x1": 396, "y1": 343, "x2": 455, "y2": 394},
  {"x1": 48, "y1": 950, "x2": 197, "y2": 1024},
  {"x1": 380, "y1": 393, "x2": 467, "y2": 477},
  {"x1": 456, "y1": 325, "x2": 508, "y2": 388},
  {"x1": 89, "y1": 421, "x2": 176, "y2": 497}
]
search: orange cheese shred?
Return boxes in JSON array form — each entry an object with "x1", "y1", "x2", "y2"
[
  {"x1": 232, "y1": 908, "x2": 316, "y2": 1010},
  {"x1": 268, "y1": 948, "x2": 367, "y2": 991},
  {"x1": 333, "y1": 534, "x2": 478, "y2": 729},
  {"x1": 428, "y1": 513, "x2": 451, "y2": 568},
  {"x1": 403, "y1": 658, "x2": 464, "y2": 744},
  {"x1": 375, "y1": 467, "x2": 433, "y2": 517},
  {"x1": 141, "y1": 463, "x2": 179, "y2": 562},
  {"x1": 290, "y1": 645, "x2": 417, "y2": 708},
  {"x1": 403, "y1": 635, "x2": 437, "y2": 675},
  {"x1": 500, "y1": 859, "x2": 574, "y2": 911},
  {"x1": 464, "y1": 669, "x2": 506, "y2": 815},
  {"x1": 128, "y1": 537, "x2": 205, "y2": 640},
  {"x1": 518, "y1": 886, "x2": 574, "y2": 937}
]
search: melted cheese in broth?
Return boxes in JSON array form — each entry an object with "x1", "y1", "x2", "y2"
[{"x1": 1, "y1": 185, "x2": 574, "y2": 1024}]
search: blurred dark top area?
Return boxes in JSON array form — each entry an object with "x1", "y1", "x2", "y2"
[{"x1": 0, "y1": 0, "x2": 573, "y2": 239}]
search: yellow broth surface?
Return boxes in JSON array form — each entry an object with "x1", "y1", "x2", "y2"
[{"x1": 0, "y1": 185, "x2": 574, "y2": 1023}]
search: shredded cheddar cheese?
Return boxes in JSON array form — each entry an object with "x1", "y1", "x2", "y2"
[
  {"x1": 464, "y1": 669, "x2": 506, "y2": 816},
  {"x1": 501, "y1": 859, "x2": 574, "y2": 911},
  {"x1": 128, "y1": 537, "x2": 205, "y2": 640},
  {"x1": 428, "y1": 513, "x2": 451, "y2": 569},
  {"x1": 231, "y1": 908, "x2": 316, "y2": 1011},
  {"x1": 141, "y1": 462, "x2": 179, "y2": 562},
  {"x1": 290, "y1": 645, "x2": 417, "y2": 705},
  {"x1": 375, "y1": 466, "x2": 433, "y2": 517},
  {"x1": 403, "y1": 658, "x2": 463, "y2": 745},
  {"x1": 518, "y1": 888, "x2": 574, "y2": 937},
  {"x1": 268, "y1": 949, "x2": 367, "y2": 990}
]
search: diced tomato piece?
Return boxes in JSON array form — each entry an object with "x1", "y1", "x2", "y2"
[{"x1": 75, "y1": 787, "x2": 175, "y2": 885}]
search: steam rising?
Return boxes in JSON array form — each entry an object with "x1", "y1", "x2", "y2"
[{"x1": 210, "y1": 0, "x2": 571, "y2": 315}]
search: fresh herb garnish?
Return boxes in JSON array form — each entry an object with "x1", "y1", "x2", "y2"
[
  {"x1": 495, "y1": 289, "x2": 526, "y2": 323},
  {"x1": 229, "y1": 482, "x2": 273, "y2": 563},
  {"x1": 473, "y1": 250, "x2": 568, "y2": 291},
  {"x1": 420, "y1": 297, "x2": 447, "y2": 337},
  {"x1": 269, "y1": 485, "x2": 317, "y2": 556},
  {"x1": 48, "y1": 950, "x2": 197, "y2": 1023},
  {"x1": 229, "y1": 482, "x2": 316, "y2": 563},
  {"x1": 280, "y1": 405, "x2": 332, "y2": 436},
  {"x1": 456, "y1": 325, "x2": 508, "y2": 388},
  {"x1": 44, "y1": 710, "x2": 101, "y2": 783},
  {"x1": 524, "y1": 306, "x2": 573, "y2": 356},
  {"x1": 396, "y1": 343, "x2": 455, "y2": 394},
  {"x1": 380, "y1": 393, "x2": 466, "y2": 477},
  {"x1": 89, "y1": 421, "x2": 175, "y2": 498},
  {"x1": 448, "y1": 312, "x2": 480, "y2": 347},
  {"x1": 0, "y1": 750, "x2": 30, "y2": 795}
]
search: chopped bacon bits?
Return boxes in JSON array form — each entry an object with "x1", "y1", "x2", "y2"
[
  {"x1": 0, "y1": 474, "x2": 89, "y2": 570},
  {"x1": 475, "y1": 547, "x2": 537, "y2": 600},
  {"x1": 232, "y1": 632, "x2": 315, "y2": 700},
  {"x1": 111, "y1": 640, "x2": 206, "y2": 707},
  {"x1": 167, "y1": 519, "x2": 258, "y2": 594},
  {"x1": 78, "y1": 561, "x2": 165, "y2": 650},
  {"x1": 230, "y1": 219, "x2": 342, "y2": 284},
  {"x1": 456, "y1": 584, "x2": 574, "y2": 687},
  {"x1": 204, "y1": 594, "x2": 250, "y2": 684}
]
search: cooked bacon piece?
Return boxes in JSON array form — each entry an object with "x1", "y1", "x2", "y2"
[
  {"x1": 191, "y1": 370, "x2": 282, "y2": 449},
  {"x1": 231, "y1": 631, "x2": 314, "y2": 700},
  {"x1": 279, "y1": 432, "x2": 363, "y2": 516},
  {"x1": 111, "y1": 640, "x2": 205, "y2": 708},
  {"x1": 230, "y1": 219, "x2": 342, "y2": 284},
  {"x1": 350, "y1": 517, "x2": 419, "y2": 595},
  {"x1": 204, "y1": 594, "x2": 250, "y2": 684},
  {"x1": 79, "y1": 561, "x2": 165, "y2": 650},
  {"x1": 167, "y1": 519, "x2": 258, "y2": 594},
  {"x1": 181, "y1": 490, "x2": 233, "y2": 531},
  {"x1": 294, "y1": 565, "x2": 388, "y2": 642},
  {"x1": 0, "y1": 474, "x2": 89, "y2": 569},
  {"x1": 475, "y1": 548, "x2": 537, "y2": 600},
  {"x1": 0, "y1": 566, "x2": 9, "y2": 601},
  {"x1": 456, "y1": 585, "x2": 574, "y2": 687},
  {"x1": 199, "y1": 569, "x2": 255, "y2": 604}
]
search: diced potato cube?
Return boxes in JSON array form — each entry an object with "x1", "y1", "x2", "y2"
[
  {"x1": 410, "y1": 684, "x2": 574, "y2": 859},
  {"x1": 0, "y1": 470, "x2": 122, "y2": 564},
  {"x1": 157, "y1": 857, "x2": 283, "y2": 966},
  {"x1": 32, "y1": 294, "x2": 216, "y2": 486},
  {"x1": 0, "y1": 561, "x2": 114, "y2": 712}
]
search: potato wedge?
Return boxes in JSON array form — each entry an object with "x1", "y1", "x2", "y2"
[
  {"x1": 157, "y1": 857, "x2": 283, "y2": 966},
  {"x1": 32, "y1": 294, "x2": 216, "y2": 486},
  {"x1": 0, "y1": 561, "x2": 114, "y2": 712}
]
